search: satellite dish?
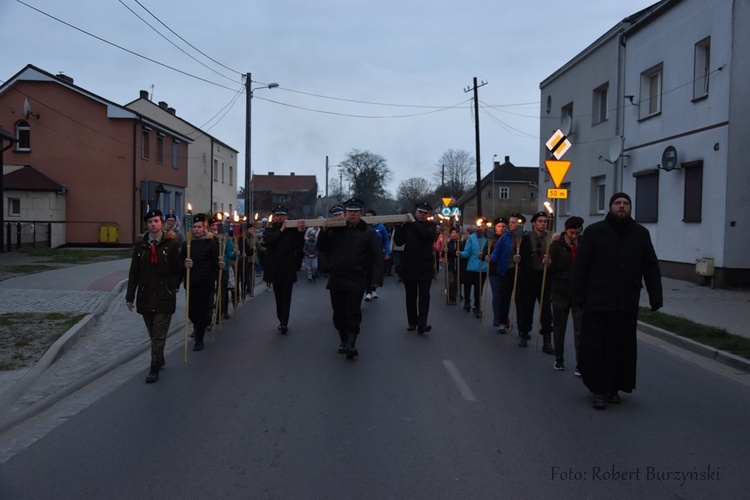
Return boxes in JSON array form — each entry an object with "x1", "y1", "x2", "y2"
[
  {"x1": 560, "y1": 115, "x2": 572, "y2": 137},
  {"x1": 23, "y1": 98, "x2": 39, "y2": 119},
  {"x1": 608, "y1": 136, "x2": 623, "y2": 163}
]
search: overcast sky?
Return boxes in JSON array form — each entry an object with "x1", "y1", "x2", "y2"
[{"x1": 2, "y1": 0, "x2": 657, "y2": 196}]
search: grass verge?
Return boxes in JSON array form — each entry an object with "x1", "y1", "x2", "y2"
[
  {"x1": 0, "y1": 312, "x2": 86, "y2": 371},
  {"x1": 639, "y1": 307, "x2": 750, "y2": 360},
  {"x1": 19, "y1": 247, "x2": 130, "y2": 264}
]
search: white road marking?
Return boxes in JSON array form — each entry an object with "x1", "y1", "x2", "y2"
[{"x1": 442, "y1": 359, "x2": 477, "y2": 401}]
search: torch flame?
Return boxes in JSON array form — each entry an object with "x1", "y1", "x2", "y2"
[
  {"x1": 254, "y1": 212, "x2": 259, "y2": 221},
  {"x1": 216, "y1": 212, "x2": 222, "y2": 221},
  {"x1": 544, "y1": 201, "x2": 554, "y2": 215},
  {"x1": 187, "y1": 202, "x2": 193, "y2": 213},
  {"x1": 233, "y1": 211, "x2": 239, "y2": 222}
]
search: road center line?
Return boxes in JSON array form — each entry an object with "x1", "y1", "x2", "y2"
[{"x1": 442, "y1": 360, "x2": 477, "y2": 401}]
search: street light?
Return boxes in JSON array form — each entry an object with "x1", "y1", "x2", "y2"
[
  {"x1": 244, "y1": 73, "x2": 279, "y2": 220},
  {"x1": 492, "y1": 154, "x2": 497, "y2": 217}
]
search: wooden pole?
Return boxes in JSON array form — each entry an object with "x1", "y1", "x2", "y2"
[
  {"x1": 508, "y1": 226, "x2": 523, "y2": 346},
  {"x1": 535, "y1": 227, "x2": 554, "y2": 353},
  {"x1": 183, "y1": 212, "x2": 193, "y2": 364}
]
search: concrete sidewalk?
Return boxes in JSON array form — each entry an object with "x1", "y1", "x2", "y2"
[
  {"x1": 0, "y1": 258, "x2": 261, "y2": 433},
  {"x1": 0, "y1": 258, "x2": 748, "y2": 434}
]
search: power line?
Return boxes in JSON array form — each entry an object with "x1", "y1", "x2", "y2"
[
  {"x1": 15, "y1": 0, "x2": 239, "y2": 92},
  {"x1": 118, "y1": 0, "x2": 238, "y2": 85},
  {"x1": 132, "y1": 0, "x2": 244, "y2": 78}
]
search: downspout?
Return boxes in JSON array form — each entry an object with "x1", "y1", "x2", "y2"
[
  {"x1": 615, "y1": 32, "x2": 626, "y2": 193},
  {"x1": 210, "y1": 139, "x2": 215, "y2": 213},
  {"x1": 132, "y1": 119, "x2": 138, "y2": 243}
]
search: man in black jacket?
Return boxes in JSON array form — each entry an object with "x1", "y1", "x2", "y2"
[
  {"x1": 548, "y1": 216, "x2": 584, "y2": 373},
  {"x1": 182, "y1": 213, "x2": 223, "y2": 352},
  {"x1": 572, "y1": 193, "x2": 662, "y2": 409},
  {"x1": 318, "y1": 198, "x2": 384, "y2": 358},
  {"x1": 394, "y1": 201, "x2": 436, "y2": 334},
  {"x1": 126, "y1": 209, "x2": 183, "y2": 383},
  {"x1": 262, "y1": 205, "x2": 305, "y2": 334}
]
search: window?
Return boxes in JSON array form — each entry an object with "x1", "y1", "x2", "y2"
[
  {"x1": 683, "y1": 161, "x2": 703, "y2": 222},
  {"x1": 141, "y1": 128, "x2": 151, "y2": 160},
  {"x1": 174, "y1": 192, "x2": 182, "y2": 219},
  {"x1": 693, "y1": 37, "x2": 710, "y2": 100},
  {"x1": 8, "y1": 198, "x2": 21, "y2": 216},
  {"x1": 561, "y1": 102, "x2": 573, "y2": 127},
  {"x1": 222, "y1": 162, "x2": 225, "y2": 184},
  {"x1": 15, "y1": 120, "x2": 30, "y2": 151},
  {"x1": 156, "y1": 134, "x2": 164, "y2": 164},
  {"x1": 591, "y1": 176, "x2": 606, "y2": 214},
  {"x1": 634, "y1": 170, "x2": 659, "y2": 223},
  {"x1": 172, "y1": 140, "x2": 179, "y2": 169},
  {"x1": 559, "y1": 182, "x2": 571, "y2": 216},
  {"x1": 213, "y1": 159, "x2": 218, "y2": 181},
  {"x1": 229, "y1": 166, "x2": 234, "y2": 186},
  {"x1": 593, "y1": 83, "x2": 608, "y2": 124},
  {"x1": 499, "y1": 186, "x2": 509, "y2": 199},
  {"x1": 273, "y1": 195, "x2": 288, "y2": 204},
  {"x1": 640, "y1": 63, "x2": 663, "y2": 119},
  {"x1": 486, "y1": 189, "x2": 492, "y2": 199}
]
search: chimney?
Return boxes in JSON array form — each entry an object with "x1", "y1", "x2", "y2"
[
  {"x1": 158, "y1": 101, "x2": 169, "y2": 110},
  {"x1": 168, "y1": 107, "x2": 176, "y2": 115},
  {"x1": 268, "y1": 172, "x2": 275, "y2": 175},
  {"x1": 290, "y1": 172, "x2": 295, "y2": 176},
  {"x1": 139, "y1": 90, "x2": 149, "y2": 100},
  {"x1": 56, "y1": 73, "x2": 74, "y2": 84},
  {"x1": 505, "y1": 156, "x2": 510, "y2": 163}
]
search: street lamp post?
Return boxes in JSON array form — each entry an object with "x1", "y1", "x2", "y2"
[
  {"x1": 492, "y1": 154, "x2": 497, "y2": 217},
  {"x1": 244, "y1": 73, "x2": 279, "y2": 220}
]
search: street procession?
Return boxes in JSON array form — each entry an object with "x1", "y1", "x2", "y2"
[{"x1": 127, "y1": 190, "x2": 662, "y2": 412}]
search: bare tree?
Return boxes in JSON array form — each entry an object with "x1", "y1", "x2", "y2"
[
  {"x1": 339, "y1": 149, "x2": 391, "y2": 205},
  {"x1": 396, "y1": 177, "x2": 433, "y2": 212},
  {"x1": 433, "y1": 149, "x2": 474, "y2": 199}
]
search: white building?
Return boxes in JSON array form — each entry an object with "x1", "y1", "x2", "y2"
[
  {"x1": 127, "y1": 92, "x2": 239, "y2": 217},
  {"x1": 539, "y1": 0, "x2": 750, "y2": 288}
]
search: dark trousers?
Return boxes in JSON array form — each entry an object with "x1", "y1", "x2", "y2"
[
  {"x1": 330, "y1": 289, "x2": 365, "y2": 345},
  {"x1": 403, "y1": 278, "x2": 432, "y2": 328},
  {"x1": 579, "y1": 311, "x2": 638, "y2": 394},
  {"x1": 273, "y1": 281, "x2": 295, "y2": 327},
  {"x1": 498, "y1": 266, "x2": 521, "y2": 327},
  {"x1": 518, "y1": 269, "x2": 552, "y2": 335},
  {"x1": 489, "y1": 273, "x2": 501, "y2": 318},
  {"x1": 462, "y1": 270, "x2": 486, "y2": 310},
  {"x1": 552, "y1": 293, "x2": 584, "y2": 364},
  {"x1": 188, "y1": 282, "x2": 214, "y2": 342},
  {"x1": 447, "y1": 268, "x2": 458, "y2": 303},
  {"x1": 141, "y1": 312, "x2": 172, "y2": 366}
]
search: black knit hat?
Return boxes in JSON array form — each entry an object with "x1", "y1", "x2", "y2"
[{"x1": 609, "y1": 192, "x2": 632, "y2": 208}]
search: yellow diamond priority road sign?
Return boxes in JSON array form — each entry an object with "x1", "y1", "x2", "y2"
[
  {"x1": 545, "y1": 129, "x2": 572, "y2": 160},
  {"x1": 545, "y1": 160, "x2": 571, "y2": 189}
]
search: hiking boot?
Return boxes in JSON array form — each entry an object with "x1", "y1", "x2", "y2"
[
  {"x1": 518, "y1": 334, "x2": 529, "y2": 348},
  {"x1": 145, "y1": 365, "x2": 159, "y2": 383},
  {"x1": 554, "y1": 358, "x2": 564, "y2": 371}
]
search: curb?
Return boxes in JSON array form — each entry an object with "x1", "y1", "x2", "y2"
[
  {"x1": 638, "y1": 321, "x2": 750, "y2": 373},
  {"x1": 0, "y1": 278, "x2": 266, "y2": 434}
]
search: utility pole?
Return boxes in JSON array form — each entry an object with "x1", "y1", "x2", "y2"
[
  {"x1": 325, "y1": 156, "x2": 329, "y2": 214},
  {"x1": 465, "y1": 77, "x2": 487, "y2": 219},
  {"x1": 244, "y1": 72, "x2": 251, "y2": 220}
]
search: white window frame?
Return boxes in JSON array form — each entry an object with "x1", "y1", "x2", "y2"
[
  {"x1": 640, "y1": 63, "x2": 663, "y2": 119},
  {"x1": 499, "y1": 186, "x2": 509, "y2": 199},
  {"x1": 8, "y1": 198, "x2": 21, "y2": 217},
  {"x1": 693, "y1": 37, "x2": 710, "y2": 100},
  {"x1": 592, "y1": 83, "x2": 608, "y2": 125}
]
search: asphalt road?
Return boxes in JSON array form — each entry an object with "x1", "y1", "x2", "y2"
[{"x1": 1, "y1": 276, "x2": 749, "y2": 498}]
